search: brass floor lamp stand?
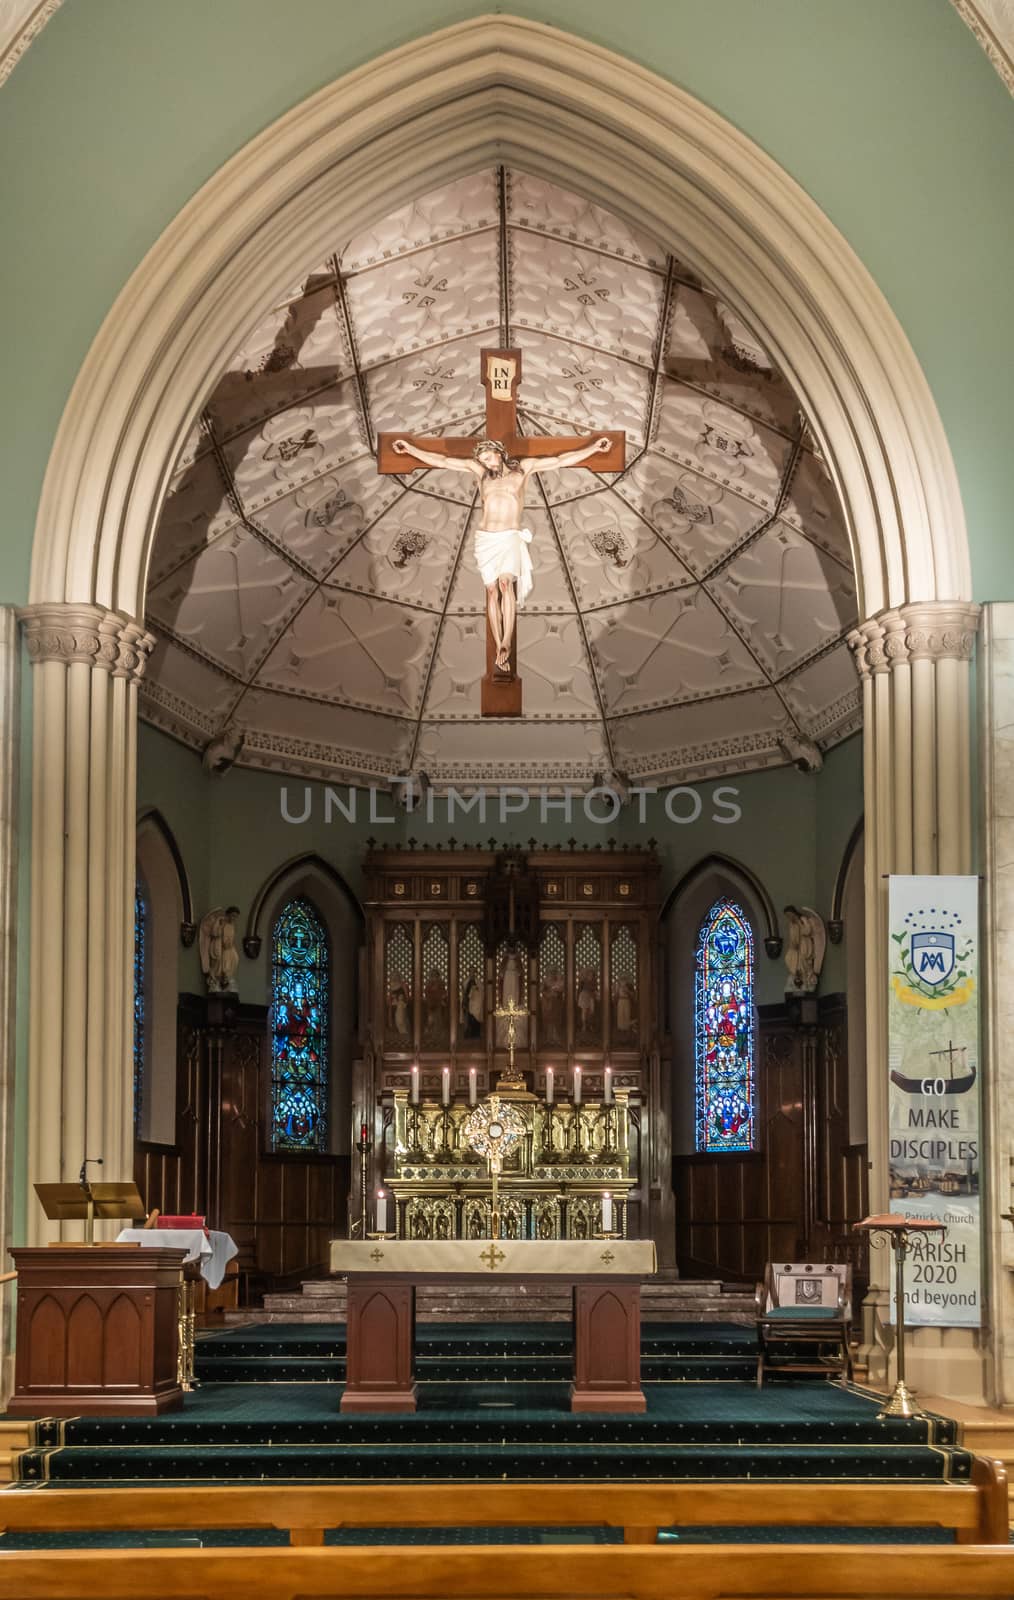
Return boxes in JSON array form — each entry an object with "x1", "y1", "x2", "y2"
[{"x1": 855, "y1": 1214, "x2": 947, "y2": 1420}]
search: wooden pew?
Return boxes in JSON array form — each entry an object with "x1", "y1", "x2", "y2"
[
  {"x1": 0, "y1": 1457, "x2": 1008, "y2": 1546},
  {"x1": 2, "y1": 1541, "x2": 1014, "y2": 1599}
]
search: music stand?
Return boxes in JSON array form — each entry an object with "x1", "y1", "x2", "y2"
[{"x1": 35, "y1": 1182, "x2": 145, "y2": 1245}]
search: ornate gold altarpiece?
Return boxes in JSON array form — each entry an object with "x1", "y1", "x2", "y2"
[{"x1": 355, "y1": 845, "x2": 661, "y2": 1246}]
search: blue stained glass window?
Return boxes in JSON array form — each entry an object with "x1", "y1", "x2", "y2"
[
  {"x1": 270, "y1": 897, "x2": 329, "y2": 1152},
  {"x1": 133, "y1": 878, "x2": 147, "y2": 1134},
  {"x1": 694, "y1": 898, "x2": 755, "y2": 1153}
]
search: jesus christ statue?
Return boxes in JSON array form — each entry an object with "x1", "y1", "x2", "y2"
[{"x1": 391, "y1": 434, "x2": 611, "y2": 674}]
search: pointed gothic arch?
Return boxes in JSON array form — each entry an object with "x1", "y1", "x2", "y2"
[{"x1": 17, "y1": 17, "x2": 978, "y2": 1306}]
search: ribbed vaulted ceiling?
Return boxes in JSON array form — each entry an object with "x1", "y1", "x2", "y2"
[{"x1": 142, "y1": 168, "x2": 860, "y2": 788}]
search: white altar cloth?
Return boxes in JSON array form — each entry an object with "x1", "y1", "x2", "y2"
[
  {"x1": 329, "y1": 1238, "x2": 656, "y2": 1276},
  {"x1": 116, "y1": 1228, "x2": 238, "y2": 1290}
]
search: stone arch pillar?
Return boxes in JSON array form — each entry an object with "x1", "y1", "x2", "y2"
[
  {"x1": 18, "y1": 604, "x2": 154, "y2": 1241},
  {"x1": 848, "y1": 599, "x2": 981, "y2": 1392}
]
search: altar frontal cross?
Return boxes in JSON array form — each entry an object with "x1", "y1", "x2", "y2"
[{"x1": 377, "y1": 349, "x2": 624, "y2": 717}]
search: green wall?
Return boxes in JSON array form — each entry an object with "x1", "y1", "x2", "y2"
[
  {"x1": 1, "y1": 0, "x2": 1013, "y2": 604},
  {"x1": 137, "y1": 722, "x2": 863, "y2": 1009}
]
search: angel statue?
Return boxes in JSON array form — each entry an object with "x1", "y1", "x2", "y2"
[
  {"x1": 199, "y1": 905, "x2": 241, "y2": 994},
  {"x1": 783, "y1": 905, "x2": 827, "y2": 995}
]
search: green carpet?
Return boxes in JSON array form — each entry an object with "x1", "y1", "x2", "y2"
[
  {"x1": 192, "y1": 1321, "x2": 822, "y2": 1386},
  {"x1": 10, "y1": 1322, "x2": 971, "y2": 1489}
]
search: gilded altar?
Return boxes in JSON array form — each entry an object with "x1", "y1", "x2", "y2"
[
  {"x1": 385, "y1": 1089, "x2": 634, "y2": 1241},
  {"x1": 356, "y1": 844, "x2": 660, "y2": 1247}
]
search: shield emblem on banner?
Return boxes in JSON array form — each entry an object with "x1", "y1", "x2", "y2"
[{"x1": 911, "y1": 931, "x2": 955, "y2": 986}]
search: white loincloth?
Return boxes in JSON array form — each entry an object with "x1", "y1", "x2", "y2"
[{"x1": 473, "y1": 526, "x2": 533, "y2": 607}]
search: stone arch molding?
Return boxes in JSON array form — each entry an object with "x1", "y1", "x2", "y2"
[{"x1": 29, "y1": 12, "x2": 970, "y2": 622}]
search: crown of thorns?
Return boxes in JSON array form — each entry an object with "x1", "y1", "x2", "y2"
[{"x1": 473, "y1": 439, "x2": 508, "y2": 460}]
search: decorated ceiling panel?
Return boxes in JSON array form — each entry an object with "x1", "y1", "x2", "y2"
[{"x1": 142, "y1": 167, "x2": 861, "y2": 788}]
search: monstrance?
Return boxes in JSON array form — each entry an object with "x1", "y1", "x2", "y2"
[{"x1": 462, "y1": 1093, "x2": 527, "y2": 1239}]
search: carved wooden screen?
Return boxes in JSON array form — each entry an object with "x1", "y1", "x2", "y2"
[
  {"x1": 457, "y1": 922, "x2": 485, "y2": 1045},
  {"x1": 420, "y1": 923, "x2": 450, "y2": 1051},
  {"x1": 609, "y1": 923, "x2": 639, "y2": 1048},
  {"x1": 385, "y1": 923, "x2": 415, "y2": 1050},
  {"x1": 573, "y1": 924, "x2": 603, "y2": 1048},
  {"x1": 538, "y1": 923, "x2": 567, "y2": 1049}
]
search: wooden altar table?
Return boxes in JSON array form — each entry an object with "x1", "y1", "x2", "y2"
[{"x1": 329, "y1": 1238, "x2": 656, "y2": 1415}]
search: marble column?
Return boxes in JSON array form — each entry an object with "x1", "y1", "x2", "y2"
[
  {"x1": 0, "y1": 608, "x2": 20, "y2": 1402},
  {"x1": 979, "y1": 603, "x2": 1014, "y2": 1405},
  {"x1": 18, "y1": 604, "x2": 154, "y2": 1244},
  {"x1": 848, "y1": 599, "x2": 981, "y2": 1398}
]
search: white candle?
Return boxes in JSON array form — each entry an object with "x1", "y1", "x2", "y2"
[
  {"x1": 602, "y1": 1192, "x2": 613, "y2": 1233},
  {"x1": 603, "y1": 1066, "x2": 613, "y2": 1106},
  {"x1": 376, "y1": 1190, "x2": 388, "y2": 1233},
  {"x1": 573, "y1": 1066, "x2": 582, "y2": 1106},
  {"x1": 442, "y1": 1066, "x2": 451, "y2": 1107},
  {"x1": 410, "y1": 1065, "x2": 419, "y2": 1106},
  {"x1": 469, "y1": 1067, "x2": 477, "y2": 1106},
  {"x1": 545, "y1": 1067, "x2": 554, "y2": 1106}
]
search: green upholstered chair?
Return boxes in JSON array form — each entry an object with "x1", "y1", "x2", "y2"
[{"x1": 755, "y1": 1262, "x2": 853, "y2": 1387}]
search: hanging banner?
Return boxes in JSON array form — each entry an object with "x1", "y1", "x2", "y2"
[{"x1": 887, "y1": 875, "x2": 980, "y2": 1327}]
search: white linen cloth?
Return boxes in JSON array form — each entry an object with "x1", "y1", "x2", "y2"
[
  {"x1": 329, "y1": 1238, "x2": 656, "y2": 1276},
  {"x1": 116, "y1": 1228, "x2": 238, "y2": 1290},
  {"x1": 473, "y1": 525, "x2": 533, "y2": 605}
]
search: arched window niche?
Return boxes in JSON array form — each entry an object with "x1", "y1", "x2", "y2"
[
  {"x1": 269, "y1": 897, "x2": 330, "y2": 1155},
  {"x1": 694, "y1": 899, "x2": 756, "y2": 1153},
  {"x1": 133, "y1": 874, "x2": 149, "y2": 1134},
  {"x1": 252, "y1": 857, "x2": 362, "y2": 1159},
  {"x1": 135, "y1": 812, "x2": 188, "y2": 1146},
  {"x1": 662, "y1": 859, "x2": 770, "y2": 1161}
]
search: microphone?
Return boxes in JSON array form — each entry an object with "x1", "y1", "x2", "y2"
[{"x1": 79, "y1": 1156, "x2": 104, "y2": 1190}]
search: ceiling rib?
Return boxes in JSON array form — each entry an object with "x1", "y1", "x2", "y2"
[{"x1": 141, "y1": 166, "x2": 861, "y2": 788}]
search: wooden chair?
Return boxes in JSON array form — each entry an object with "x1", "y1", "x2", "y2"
[{"x1": 755, "y1": 1261, "x2": 853, "y2": 1386}]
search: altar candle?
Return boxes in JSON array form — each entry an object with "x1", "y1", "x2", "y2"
[
  {"x1": 376, "y1": 1190, "x2": 388, "y2": 1233},
  {"x1": 602, "y1": 1192, "x2": 613, "y2": 1233},
  {"x1": 545, "y1": 1066, "x2": 554, "y2": 1106},
  {"x1": 442, "y1": 1066, "x2": 451, "y2": 1107},
  {"x1": 410, "y1": 1065, "x2": 420, "y2": 1106},
  {"x1": 469, "y1": 1067, "x2": 477, "y2": 1106},
  {"x1": 573, "y1": 1066, "x2": 582, "y2": 1106},
  {"x1": 603, "y1": 1066, "x2": 613, "y2": 1106},
  {"x1": 360, "y1": 1120, "x2": 369, "y2": 1146}
]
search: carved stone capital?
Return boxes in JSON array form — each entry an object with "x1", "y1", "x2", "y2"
[
  {"x1": 18, "y1": 604, "x2": 155, "y2": 683},
  {"x1": 900, "y1": 600, "x2": 981, "y2": 664},
  {"x1": 847, "y1": 618, "x2": 888, "y2": 678},
  {"x1": 113, "y1": 619, "x2": 156, "y2": 683},
  {"x1": 849, "y1": 602, "x2": 981, "y2": 673},
  {"x1": 18, "y1": 602, "x2": 116, "y2": 668}
]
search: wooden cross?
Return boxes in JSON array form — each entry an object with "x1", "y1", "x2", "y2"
[{"x1": 377, "y1": 349, "x2": 624, "y2": 717}]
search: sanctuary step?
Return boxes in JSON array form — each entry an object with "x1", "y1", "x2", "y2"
[
  {"x1": 226, "y1": 1277, "x2": 755, "y2": 1326},
  {"x1": 14, "y1": 1373, "x2": 972, "y2": 1487},
  {"x1": 195, "y1": 1322, "x2": 768, "y2": 1386}
]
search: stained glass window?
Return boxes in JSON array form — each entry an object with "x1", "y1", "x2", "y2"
[
  {"x1": 133, "y1": 877, "x2": 147, "y2": 1134},
  {"x1": 694, "y1": 898, "x2": 755, "y2": 1153},
  {"x1": 270, "y1": 897, "x2": 330, "y2": 1153}
]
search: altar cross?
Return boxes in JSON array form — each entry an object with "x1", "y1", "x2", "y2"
[{"x1": 377, "y1": 349, "x2": 624, "y2": 716}]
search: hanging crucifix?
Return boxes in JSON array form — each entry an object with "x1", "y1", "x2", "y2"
[{"x1": 377, "y1": 349, "x2": 625, "y2": 716}]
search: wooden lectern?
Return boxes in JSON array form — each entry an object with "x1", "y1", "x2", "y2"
[{"x1": 8, "y1": 1181, "x2": 186, "y2": 1417}]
